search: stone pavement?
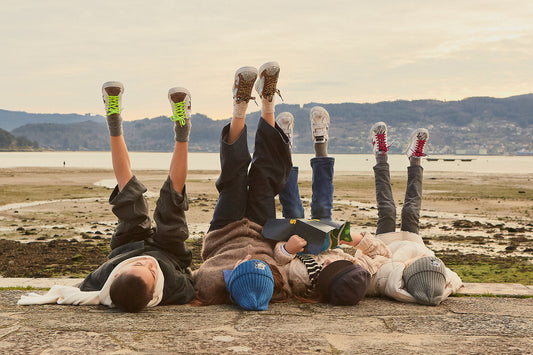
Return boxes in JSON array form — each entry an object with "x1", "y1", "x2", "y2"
[{"x1": 0, "y1": 279, "x2": 532, "y2": 354}]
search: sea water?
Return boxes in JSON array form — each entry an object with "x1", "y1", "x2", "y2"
[{"x1": 1, "y1": 151, "x2": 533, "y2": 174}]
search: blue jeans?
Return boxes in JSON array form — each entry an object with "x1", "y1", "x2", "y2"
[
  {"x1": 279, "y1": 156, "x2": 335, "y2": 220},
  {"x1": 209, "y1": 117, "x2": 292, "y2": 231}
]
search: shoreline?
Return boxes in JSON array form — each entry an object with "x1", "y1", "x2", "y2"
[{"x1": 0, "y1": 167, "x2": 532, "y2": 283}]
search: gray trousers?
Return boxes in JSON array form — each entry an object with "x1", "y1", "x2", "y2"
[
  {"x1": 108, "y1": 175, "x2": 190, "y2": 263},
  {"x1": 373, "y1": 162, "x2": 423, "y2": 235}
]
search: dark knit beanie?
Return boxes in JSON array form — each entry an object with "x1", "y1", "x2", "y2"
[
  {"x1": 403, "y1": 256, "x2": 446, "y2": 306},
  {"x1": 316, "y1": 260, "x2": 371, "y2": 305}
]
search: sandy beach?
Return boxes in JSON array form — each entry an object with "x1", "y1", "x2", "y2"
[{"x1": 0, "y1": 167, "x2": 532, "y2": 283}]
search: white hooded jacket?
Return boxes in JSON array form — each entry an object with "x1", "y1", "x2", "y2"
[{"x1": 367, "y1": 231, "x2": 463, "y2": 303}]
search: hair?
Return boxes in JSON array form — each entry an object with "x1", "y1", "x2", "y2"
[
  {"x1": 293, "y1": 292, "x2": 321, "y2": 304},
  {"x1": 109, "y1": 273, "x2": 154, "y2": 313},
  {"x1": 266, "y1": 260, "x2": 290, "y2": 303}
]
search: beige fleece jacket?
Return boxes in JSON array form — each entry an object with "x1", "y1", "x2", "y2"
[
  {"x1": 192, "y1": 218, "x2": 291, "y2": 304},
  {"x1": 273, "y1": 233, "x2": 392, "y2": 296}
]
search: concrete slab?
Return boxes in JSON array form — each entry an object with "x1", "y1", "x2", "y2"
[
  {"x1": 0, "y1": 278, "x2": 82, "y2": 288},
  {"x1": 0, "y1": 291, "x2": 531, "y2": 354},
  {"x1": 2, "y1": 278, "x2": 532, "y2": 297},
  {"x1": 458, "y1": 282, "x2": 533, "y2": 297}
]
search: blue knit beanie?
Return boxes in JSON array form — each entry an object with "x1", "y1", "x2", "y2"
[{"x1": 224, "y1": 259, "x2": 274, "y2": 311}]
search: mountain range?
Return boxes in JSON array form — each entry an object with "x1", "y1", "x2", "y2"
[{"x1": 2, "y1": 94, "x2": 533, "y2": 155}]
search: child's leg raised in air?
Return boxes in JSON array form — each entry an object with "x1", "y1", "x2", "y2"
[
  {"x1": 246, "y1": 62, "x2": 292, "y2": 225},
  {"x1": 151, "y1": 88, "x2": 193, "y2": 264},
  {"x1": 228, "y1": 66, "x2": 258, "y2": 144},
  {"x1": 400, "y1": 128, "x2": 429, "y2": 234},
  {"x1": 310, "y1": 106, "x2": 334, "y2": 220},
  {"x1": 276, "y1": 112, "x2": 305, "y2": 218},
  {"x1": 102, "y1": 81, "x2": 151, "y2": 250},
  {"x1": 103, "y1": 81, "x2": 133, "y2": 191},
  {"x1": 255, "y1": 61, "x2": 282, "y2": 127},
  {"x1": 370, "y1": 122, "x2": 396, "y2": 235},
  {"x1": 209, "y1": 67, "x2": 257, "y2": 231},
  {"x1": 167, "y1": 87, "x2": 192, "y2": 192}
]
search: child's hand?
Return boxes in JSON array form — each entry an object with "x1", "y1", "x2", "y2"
[{"x1": 285, "y1": 235, "x2": 307, "y2": 254}]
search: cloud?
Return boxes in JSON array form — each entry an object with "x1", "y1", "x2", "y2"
[{"x1": 1, "y1": 1, "x2": 533, "y2": 119}]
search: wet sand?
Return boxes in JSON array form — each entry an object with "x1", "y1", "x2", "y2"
[{"x1": 0, "y1": 167, "x2": 532, "y2": 280}]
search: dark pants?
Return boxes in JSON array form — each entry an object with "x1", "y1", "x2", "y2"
[
  {"x1": 108, "y1": 175, "x2": 190, "y2": 261},
  {"x1": 278, "y1": 156, "x2": 335, "y2": 220},
  {"x1": 374, "y1": 162, "x2": 423, "y2": 235},
  {"x1": 209, "y1": 117, "x2": 292, "y2": 231}
]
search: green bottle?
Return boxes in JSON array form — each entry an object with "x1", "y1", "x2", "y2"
[{"x1": 328, "y1": 222, "x2": 352, "y2": 248}]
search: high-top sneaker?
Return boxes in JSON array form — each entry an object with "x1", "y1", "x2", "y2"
[
  {"x1": 276, "y1": 112, "x2": 294, "y2": 148},
  {"x1": 310, "y1": 106, "x2": 330, "y2": 144},
  {"x1": 406, "y1": 128, "x2": 429, "y2": 158},
  {"x1": 255, "y1": 61, "x2": 282, "y2": 102},
  {"x1": 102, "y1": 81, "x2": 124, "y2": 117},
  {"x1": 370, "y1": 121, "x2": 389, "y2": 156},
  {"x1": 168, "y1": 87, "x2": 192, "y2": 127},
  {"x1": 233, "y1": 66, "x2": 258, "y2": 104}
]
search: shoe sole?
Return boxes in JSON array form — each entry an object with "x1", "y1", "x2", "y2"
[
  {"x1": 310, "y1": 106, "x2": 328, "y2": 117},
  {"x1": 102, "y1": 81, "x2": 124, "y2": 95},
  {"x1": 258, "y1": 61, "x2": 280, "y2": 76},
  {"x1": 310, "y1": 106, "x2": 330, "y2": 125},
  {"x1": 276, "y1": 112, "x2": 294, "y2": 123},
  {"x1": 235, "y1": 66, "x2": 258, "y2": 79},
  {"x1": 168, "y1": 87, "x2": 191, "y2": 100}
]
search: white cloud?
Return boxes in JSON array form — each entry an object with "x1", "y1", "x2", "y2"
[{"x1": 1, "y1": 0, "x2": 533, "y2": 120}]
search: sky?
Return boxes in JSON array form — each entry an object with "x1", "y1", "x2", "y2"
[{"x1": 1, "y1": 0, "x2": 532, "y2": 121}]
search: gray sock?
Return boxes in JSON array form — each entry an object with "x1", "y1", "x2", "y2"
[
  {"x1": 174, "y1": 120, "x2": 191, "y2": 142},
  {"x1": 376, "y1": 153, "x2": 388, "y2": 164},
  {"x1": 410, "y1": 156, "x2": 421, "y2": 166},
  {"x1": 106, "y1": 114, "x2": 123, "y2": 137},
  {"x1": 314, "y1": 142, "x2": 328, "y2": 157}
]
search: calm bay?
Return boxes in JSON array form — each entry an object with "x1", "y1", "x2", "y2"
[{"x1": 1, "y1": 152, "x2": 533, "y2": 174}]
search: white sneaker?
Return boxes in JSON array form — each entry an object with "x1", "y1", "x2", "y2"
[
  {"x1": 276, "y1": 112, "x2": 294, "y2": 148},
  {"x1": 406, "y1": 128, "x2": 429, "y2": 158},
  {"x1": 310, "y1": 106, "x2": 330, "y2": 144},
  {"x1": 255, "y1": 61, "x2": 281, "y2": 102},
  {"x1": 370, "y1": 122, "x2": 388, "y2": 155},
  {"x1": 102, "y1": 81, "x2": 124, "y2": 116},
  {"x1": 233, "y1": 66, "x2": 258, "y2": 104},
  {"x1": 168, "y1": 87, "x2": 191, "y2": 127}
]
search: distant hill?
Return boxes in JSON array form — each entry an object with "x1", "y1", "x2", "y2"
[
  {"x1": 4, "y1": 94, "x2": 533, "y2": 154},
  {"x1": 0, "y1": 109, "x2": 102, "y2": 131},
  {"x1": 11, "y1": 114, "x2": 228, "y2": 152},
  {"x1": 0, "y1": 128, "x2": 39, "y2": 150}
]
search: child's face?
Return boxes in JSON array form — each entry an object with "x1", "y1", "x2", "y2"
[{"x1": 116, "y1": 257, "x2": 159, "y2": 294}]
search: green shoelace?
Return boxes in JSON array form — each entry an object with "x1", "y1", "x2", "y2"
[
  {"x1": 170, "y1": 101, "x2": 187, "y2": 126},
  {"x1": 106, "y1": 95, "x2": 121, "y2": 116}
]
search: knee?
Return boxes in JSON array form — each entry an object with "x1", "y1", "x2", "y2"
[
  {"x1": 379, "y1": 205, "x2": 396, "y2": 219},
  {"x1": 401, "y1": 205, "x2": 418, "y2": 220}
]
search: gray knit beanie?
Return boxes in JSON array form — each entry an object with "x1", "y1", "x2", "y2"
[{"x1": 403, "y1": 256, "x2": 446, "y2": 306}]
